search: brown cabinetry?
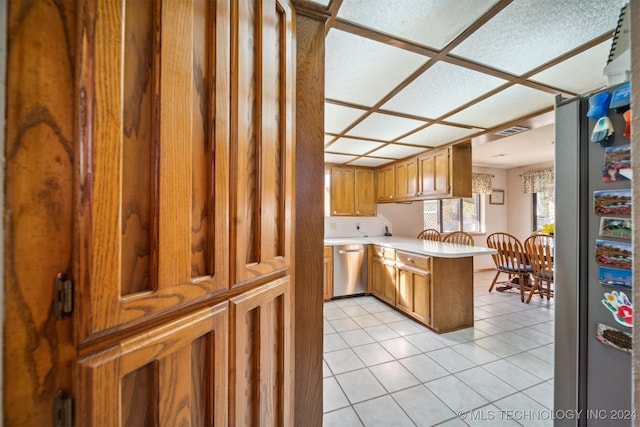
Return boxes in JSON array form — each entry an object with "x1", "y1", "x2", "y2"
[
  {"x1": 330, "y1": 166, "x2": 376, "y2": 216},
  {"x1": 369, "y1": 245, "x2": 396, "y2": 305},
  {"x1": 418, "y1": 141, "x2": 472, "y2": 199},
  {"x1": 376, "y1": 165, "x2": 395, "y2": 202},
  {"x1": 324, "y1": 246, "x2": 333, "y2": 301},
  {"x1": 395, "y1": 158, "x2": 419, "y2": 200},
  {"x1": 369, "y1": 245, "x2": 473, "y2": 333}
]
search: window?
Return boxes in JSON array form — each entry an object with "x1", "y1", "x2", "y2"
[
  {"x1": 532, "y1": 192, "x2": 554, "y2": 231},
  {"x1": 423, "y1": 194, "x2": 481, "y2": 233}
]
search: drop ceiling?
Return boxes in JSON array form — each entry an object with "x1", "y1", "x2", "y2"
[{"x1": 306, "y1": 0, "x2": 628, "y2": 168}]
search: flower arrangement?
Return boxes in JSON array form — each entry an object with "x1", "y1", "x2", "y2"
[{"x1": 540, "y1": 223, "x2": 554, "y2": 235}]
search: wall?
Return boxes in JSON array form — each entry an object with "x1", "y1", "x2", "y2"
[
  {"x1": 506, "y1": 161, "x2": 554, "y2": 242},
  {"x1": 324, "y1": 213, "x2": 393, "y2": 238}
]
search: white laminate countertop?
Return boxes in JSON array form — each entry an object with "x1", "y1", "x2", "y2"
[{"x1": 323, "y1": 236, "x2": 496, "y2": 258}]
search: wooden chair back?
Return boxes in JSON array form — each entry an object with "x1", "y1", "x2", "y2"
[
  {"x1": 417, "y1": 228, "x2": 442, "y2": 241},
  {"x1": 443, "y1": 231, "x2": 474, "y2": 245},
  {"x1": 486, "y1": 232, "x2": 529, "y2": 275},
  {"x1": 524, "y1": 233, "x2": 554, "y2": 300}
]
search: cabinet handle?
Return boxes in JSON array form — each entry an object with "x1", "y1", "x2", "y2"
[{"x1": 407, "y1": 257, "x2": 415, "y2": 263}]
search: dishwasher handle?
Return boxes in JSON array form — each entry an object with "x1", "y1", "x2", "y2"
[{"x1": 338, "y1": 248, "x2": 365, "y2": 254}]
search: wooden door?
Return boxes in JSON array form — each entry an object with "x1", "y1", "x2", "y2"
[
  {"x1": 412, "y1": 271, "x2": 430, "y2": 325},
  {"x1": 396, "y1": 268, "x2": 414, "y2": 313},
  {"x1": 433, "y1": 149, "x2": 450, "y2": 195},
  {"x1": 376, "y1": 165, "x2": 395, "y2": 202},
  {"x1": 5, "y1": 0, "x2": 297, "y2": 425},
  {"x1": 330, "y1": 167, "x2": 355, "y2": 215},
  {"x1": 354, "y1": 168, "x2": 376, "y2": 216}
]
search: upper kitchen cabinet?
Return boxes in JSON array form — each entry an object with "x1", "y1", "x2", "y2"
[
  {"x1": 376, "y1": 164, "x2": 395, "y2": 202},
  {"x1": 330, "y1": 166, "x2": 376, "y2": 216},
  {"x1": 418, "y1": 141, "x2": 472, "y2": 199},
  {"x1": 394, "y1": 158, "x2": 418, "y2": 200}
]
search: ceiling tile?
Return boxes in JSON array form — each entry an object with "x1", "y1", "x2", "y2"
[
  {"x1": 337, "y1": 0, "x2": 498, "y2": 49},
  {"x1": 529, "y1": 40, "x2": 611, "y2": 95},
  {"x1": 325, "y1": 153, "x2": 357, "y2": 165},
  {"x1": 325, "y1": 137, "x2": 385, "y2": 155},
  {"x1": 325, "y1": 103, "x2": 368, "y2": 134},
  {"x1": 450, "y1": 0, "x2": 627, "y2": 75},
  {"x1": 382, "y1": 62, "x2": 506, "y2": 119},
  {"x1": 325, "y1": 29, "x2": 429, "y2": 106},
  {"x1": 350, "y1": 157, "x2": 395, "y2": 167},
  {"x1": 367, "y1": 144, "x2": 427, "y2": 159},
  {"x1": 400, "y1": 124, "x2": 483, "y2": 147},
  {"x1": 447, "y1": 85, "x2": 555, "y2": 128},
  {"x1": 346, "y1": 112, "x2": 427, "y2": 140}
]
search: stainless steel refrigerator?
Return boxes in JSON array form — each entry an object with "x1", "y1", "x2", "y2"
[{"x1": 555, "y1": 82, "x2": 632, "y2": 425}]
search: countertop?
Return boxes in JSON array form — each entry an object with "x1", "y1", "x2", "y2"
[{"x1": 323, "y1": 236, "x2": 496, "y2": 258}]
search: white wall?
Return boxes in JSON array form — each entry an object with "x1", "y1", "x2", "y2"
[
  {"x1": 324, "y1": 213, "x2": 393, "y2": 238},
  {"x1": 506, "y1": 161, "x2": 554, "y2": 242},
  {"x1": 377, "y1": 202, "x2": 424, "y2": 238}
]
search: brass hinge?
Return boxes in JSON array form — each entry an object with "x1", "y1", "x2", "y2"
[
  {"x1": 54, "y1": 390, "x2": 74, "y2": 427},
  {"x1": 54, "y1": 273, "x2": 73, "y2": 319}
]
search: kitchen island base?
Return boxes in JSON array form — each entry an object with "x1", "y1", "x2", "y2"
[{"x1": 369, "y1": 245, "x2": 474, "y2": 334}]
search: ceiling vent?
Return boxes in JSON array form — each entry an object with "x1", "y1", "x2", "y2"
[{"x1": 494, "y1": 125, "x2": 529, "y2": 137}]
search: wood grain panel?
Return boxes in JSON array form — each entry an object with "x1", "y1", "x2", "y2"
[
  {"x1": 77, "y1": 0, "x2": 229, "y2": 342},
  {"x1": 121, "y1": 0, "x2": 156, "y2": 295},
  {"x1": 230, "y1": 277, "x2": 293, "y2": 426},
  {"x1": 191, "y1": 0, "x2": 214, "y2": 278},
  {"x1": 232, "y1": 0, "x2": 294, "y2": 285},
  {"x1": 75, "y1": 303, "x2": 229, "y2": 426},
  {"x1": 4, "y1": 0, "x2": 77, "y2": 424}
]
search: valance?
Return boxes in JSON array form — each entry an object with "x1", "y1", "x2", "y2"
[
  {"x1": 472, "y1": 173, "x2": 494, "y2": 194},
  {"x1": 519, "y1": 169, "x2": 554, "y2": 196}
]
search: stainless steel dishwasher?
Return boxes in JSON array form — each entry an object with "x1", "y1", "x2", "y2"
[{"x1": 333, "y1": 244, "x2": 368, "y2": 298}]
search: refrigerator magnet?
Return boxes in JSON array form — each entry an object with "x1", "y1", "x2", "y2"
[
  {"x1": 595, "y1": 239, "x2": 632, "y2": 270},
  {"x1": 599, "y1": 266, "x2": 632, "y2": 289},
  {"x1": 599, "y1": 217, "x2": 632, "y2": 240},
  {"x1": 596, "y1": 323, "x2": 632, "y2": 353},
  {"x1": 602, "y1": 144, "x2": 631, "y2": 182},
  {"x1": 593, "y1": 189, "x2": 632, "y2": 215},
  {"x1": 601, "y1": 290, "x2": 632, "y2": 327}
]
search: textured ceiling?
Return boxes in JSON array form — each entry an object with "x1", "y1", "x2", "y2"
[{"x1": 306, "y1": 0, "x2": 628, "y2": 168}]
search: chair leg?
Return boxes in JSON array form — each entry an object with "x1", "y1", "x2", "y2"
[
  {"x1": 488, "y1": 270, "x2": 501, "y2": 293},
  {"x1": 526, "y1": 279, "x2": 539, "y2": 304},
  {"x1": 519, "y1": 275, "x2": 526, "y2": 302}
]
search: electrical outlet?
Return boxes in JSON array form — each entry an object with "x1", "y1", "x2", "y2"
[
  {"x1": 330, "y1": 223, "x2": 336, "y2": 230},
  {"x1": 356, "y1": 223, "x2": 360, "y2": 230}
]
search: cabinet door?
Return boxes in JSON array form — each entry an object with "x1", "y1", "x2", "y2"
[
  {"x1": 419, "y1": 150, "x2": 449, "y2": 196},
  {"x1": 412, "y1": 271, "x2": 430, "y2": 325},
  {"x1": 396, "y1": 268, "x2": 413, "y2": 313},
  {"x1": 376, "y1": 166, "x2": 395, "y2": 202},
  {"x1": 382, "y1": 262, "x2": 396, "y2": 305},
  {"x1": 370, "y1": 256, "x2": 385, "y2": 298},
  {"x1": 395, "y1": 160, "x2": 418, "y2": 199},
  {"x1": 323, "y1": 247, "x2": 333, "y2": 301},
  {"x1": 354, "y1": 168, "x2": 376, "y2": 216},
  {"x1": 76, "y1": 0, "x2": 230, "y2": 344},
  {"x1": 75, "y1": 302, "x2": 229, "y2": 426},
  {"x1": 330, "y1": 167, "x2": 355, "y2": 215}
]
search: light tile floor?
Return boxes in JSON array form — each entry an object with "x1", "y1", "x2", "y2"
[{"x1": 323, "y1": 270, "x2": 555, "y2": 427}]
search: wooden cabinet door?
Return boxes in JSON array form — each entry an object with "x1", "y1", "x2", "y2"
[
  {"x1": 433, "y1": 149, "x2": 450, "y2": 195},
  {"x1": 354, "y1": 168, "x2": 376, "y2": 216},
  {"x1": 330, "y1": 167, "x2": 355, "y2": 215},
  {"x1": 412, "y1": 271, "x2": 431, "y2": 325},
  {"x1": 382, "y1": 262, "x2": 396, "y2": 305},
  {"x1": 324, "y1": 247, "x2": 333, "y2": 301},
  {"x1": 396, "y1": 268, "x2": 413, "y2": 313},
  {"x1": 231, "y1": 0, "x2": 295, "y2": 285},
  {"x1": 75, "y1": 303, "x2": 229, "y2": 426},
  {"x1": 229, "y1": 277, "x2": 294, "y2": 426},
  {"x1": 376, "y1": 166, "x2": 395, "y2": 202},
  {"x1": 395, "y1": 159, "x2": 418, "y2": 199},
  {"x1": 419, "y1": 150, "x2": 449, "y2": 197},
  {"x1": 370, "y1": 255, "x2": 385, "y2": 298}
]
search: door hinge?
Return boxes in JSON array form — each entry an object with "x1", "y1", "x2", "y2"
[
  {"x1": 54, "y1": 273, "x2": 73, "y2": 319},
  {"x1": 54, "y1": 390, "x2": 74, "y2": 427}
]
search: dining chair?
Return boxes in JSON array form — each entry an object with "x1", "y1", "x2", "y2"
[
  {"x1": 486, "y1": 232, "x2": 533, "y2": 302},
  {"x1": 524, "y1": 233, "x2": 554, "y2": 303},
  {"x1": 417, "y1": 228, "x2": 442, "y2": 241},
  {"x1": 443, "y1": 231, "x2": 475, "y2": 245}
]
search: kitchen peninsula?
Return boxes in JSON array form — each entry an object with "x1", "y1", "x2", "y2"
[{"x1": 324, "y1": 236, "x2": 496, "y2": 333}]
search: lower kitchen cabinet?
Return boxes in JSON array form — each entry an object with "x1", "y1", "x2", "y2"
[
  {"x1": 324, "y1": 246, "x2": 333, "y2": 301},
  {"x1": 369, "y1": 245, "x2": 473, "y2": 333},
  {"x1": 369, "y1": 246, "x2": 395, "y2": 305}
]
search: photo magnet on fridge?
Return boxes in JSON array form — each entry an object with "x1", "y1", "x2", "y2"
[
  {"x1": 599, "y1": 217, "x2": 632, "y2": 239},
  {"x1": 593, "y1": 189, "x2": 632, "y2": 215},
  {"x1": 596, "y1": 323, "x2": 632, "y2": 353},
  {"x1": 602, "y1": 144, "x2": 631, "y2": 182},
  {"x1": 595, "y1": 239, "x2": 632, "y2": 270},
  {"x1": 599, "y1": 266, "x2": 632, "y2": 289}
]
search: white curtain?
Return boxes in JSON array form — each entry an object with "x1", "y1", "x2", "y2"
[
  {"x1": 519, "y1": 169, "x2": 554, "y2": 199},
  {"x1": 472, "y1": 173, "x2": 494, "y2": 194}
]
